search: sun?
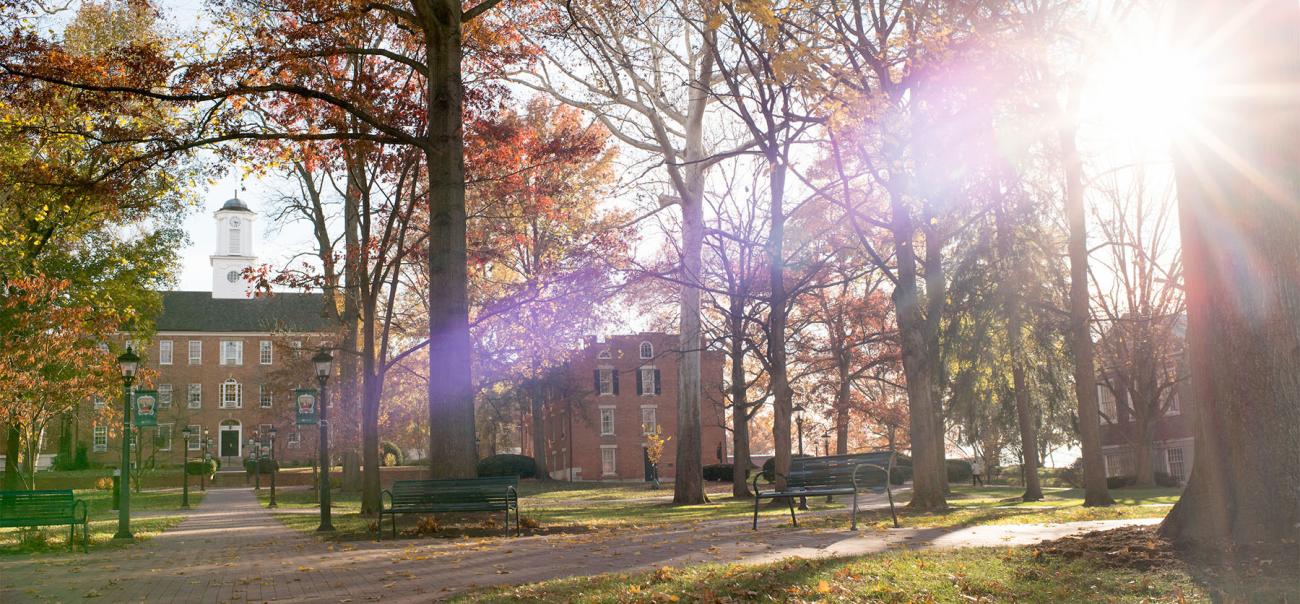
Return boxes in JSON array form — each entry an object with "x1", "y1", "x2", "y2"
[{"x1": 1081, "y1": 31, "x2": 1213, "y2": 152}]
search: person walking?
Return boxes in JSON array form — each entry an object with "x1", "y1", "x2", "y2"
[{"x1": 971, "y1": 458, "x2": 985, "y2": 487}]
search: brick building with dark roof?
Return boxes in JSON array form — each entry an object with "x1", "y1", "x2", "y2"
[{"x1": 71, "y1": 199, "x2": 334, "y2": 468}]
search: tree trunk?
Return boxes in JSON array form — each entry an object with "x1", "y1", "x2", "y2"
[
  {"x1": 530, "y1": 372, "x2": 551, "y2": 481},
  {"x1": 3, "y1": 424, "x2": 19, "y2": 491},
  {"x1": 767, "y1": 163, "x2": 793, "y2": 493},
  {"x1": 923, "y1": 220, "x2": 948, "y2": 494},
  {"x1": 729, "y1": 299, "x2": 752, "y2": 498},
  {"x1": 891, "y1": 197, "x2": 946, "y2": 511},
  {"x1": 1159, "y1": 0, "x2": 1300, "y2": 554},
  {"x1": 421, "y1": 0, "x2": 477, "y2": 479},
  {"x1": 835, "y1": 358, "x2": 851, "y2": 455},
  {"x1": 996, "y1": 197, "x2": 1043, "y2": 502},
  {"x1": 358, "y1": 361, "x2": 383, "y2": 514},
  {"x1": 1060, "y1": 121, "x2": 1113, "y2": 507}
]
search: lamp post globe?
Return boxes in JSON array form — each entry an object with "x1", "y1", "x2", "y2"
[
  {"x1": 312, "y1": 348, "x2": 335, "y2": 532},
  {"x1": 114, "y1": 346, "x2": 140, "y2": 540}
]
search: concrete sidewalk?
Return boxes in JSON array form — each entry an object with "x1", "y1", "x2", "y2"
[{"x1": 0, "y1": 487, "x2": 1158, "y2": 603}]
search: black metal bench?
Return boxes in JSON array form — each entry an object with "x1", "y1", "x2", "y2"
[
  {"x1": 379, "y1": 477, "x2": 520, "y2": 540},
  {"x1": 0, "y1": 489, "x2": 89, "y2": 552},
  {"x1": 752, "y1": 451, "x2": 899, "y2": 530}
]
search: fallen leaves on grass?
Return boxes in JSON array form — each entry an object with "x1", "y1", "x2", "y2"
[{"x1": 1034, "y1": 525, "x2": 1175, "y2": 570}]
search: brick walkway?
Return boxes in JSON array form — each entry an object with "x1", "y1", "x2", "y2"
[{"x1": 0, "y1": 487, "x2": 1161, "y2": 603}]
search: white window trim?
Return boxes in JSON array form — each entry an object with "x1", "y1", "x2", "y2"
[
  {"x1": 640, "y1": 405, "x2": 658, "y2": 435},
  {"x1": 598, "y1": 367, "x2": 615, "y2": 396},
  {"x1": 158, "y1": 384, "x2": 173, "y2": 408},
  {"x1": 259, "y1": 385, "x2": 272, "y2": 408},
  {"x1": 187, "y1": 384, "x2": 202, "y2": 409},
  {"x1": 259, "y1": 340, "x2": 273, "y2": 365},
  {"x1": 188, "y1": 340, "x2": 202, "y2": 365},
  {"x1": 159, "y1": 340, "x2": 173, "y2": 365},
  {"x1": 157, "y1": 423, "x2": 174, "y2": 452},
  {"x1": 92, "y1": 426, "x2": 108, "y2": 452},
  {"x1": 639, "y1": 341, "x2": 653, "y2": 359},
  {"x1": 600, "y1": 445, "x2": 618, "y2": 476},
  {"x1": 92, "y1": 395, "x2": 105, "y2": 409},
  {"x1": 640, "y1": 367, "x2": 656, "y2": 396},
  {"x1": 599, "y1": 406, "x2": 616, "y2": 436},
  {"x1": 221, "y1": 380, "x2": 243, "y2": 409},
  {"x1": 597, "y1": 348, "x2": 612, "y2": 359},
  {"x1": 220, "y1": 340, "x2": 244, "y2": 366},
  {"x1": 287, "y1": 432, "x2": 301, "y2": 448},
  {"x1": 186, "y1": 424, "x2": 202, "y2": 451}
]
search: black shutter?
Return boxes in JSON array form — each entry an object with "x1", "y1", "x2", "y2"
[
  {"x1": 593, "y1": 369, "x2": 600, "y2": 394},
  {"x1": 654, "y1": 368, "x2": 662, "y2": 395},
  {"x1": 636, "y1": 368, "x2": 644, "y2": 395},
  {"x1": 612, "y1": 369, "x2": 620, "y2": 395}
]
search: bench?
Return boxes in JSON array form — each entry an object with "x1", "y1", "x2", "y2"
[
  {"x1": 752, "y1": 451, "x2": 899, "y2": 530},
  {"x1": 0, "y1": 489, "x2": 89, "y2": 552},
  {"x1": 379, "y1": 477, "x2": 520, "y2": 540}
]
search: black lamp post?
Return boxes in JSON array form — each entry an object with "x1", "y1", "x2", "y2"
[
  {"x1": 268, "y1": 425, "x2": 278, "y2": 508},
  {"x1": 200, "y1": 435, "x2": 211, "y2": 491},
  {"x1": 792, "y1": 404, "x2": 807, "y2": 510},
  {"x1": 313, "y1": 348, "x2": 335, "y2": 532},
  {"x1": 821, "y1": 432, "x2": 831, "y2": 457},
  {"x1": 249, "y1": 436, "x2": 261, "y2": 491},
  {"x1": 114, "y1": 346, "x2": 139, "y2": 540},
  {"x1": 181, "y1": 426, "x2": 192, "y2": 509}
]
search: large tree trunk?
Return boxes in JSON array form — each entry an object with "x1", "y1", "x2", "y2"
[
  {"x1": 728, "y1": 298, "x2": 752, "y2": 498},
  {"x1": 997, "y1": 198, "x2": 1043, "y2": 501},
  {"x1": 835, "y1": 358, "x2": 851, "y2": 455},
  {"x1": 766, "y1": 162, "x2": 792, "y2": 493},
  {"x1": 358, "y1": 295, "x2": 383, "y2": 514},
  {"x1": 923, "y1": 220, "x2": 949, "y2": 494},
  {"x1": 1159, "y1": 0, "x2": 1300, "y2": 554},
  {"x1": 891, "y1": 199, "x2": 946, "y2": 511},
  {"x1": 421, "y1": 0, "x2": 477, "y2": 478},
  {"x1": 530, "y1": 368, "x2": 551, "y2": 481},
  {"x1": 1060, "y1": 122, "x2": 1113, "y2": 507}
]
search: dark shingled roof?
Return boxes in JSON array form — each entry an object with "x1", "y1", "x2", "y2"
[
  {"x1": 221, "y1": 197, "x2": 252, "y2": 212},
  {"x1": 156, "y1": 291, "x2": 331, "y2": 333}
]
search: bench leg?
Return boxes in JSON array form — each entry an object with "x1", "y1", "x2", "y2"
[
  {"x1": 788, "y1": 496, "x2": 798, "y2": 527},
  {"x1": 69, "y1": 523, "x2": 75, "y2": 551},
  {"x1": 752, "y1": 496, "x2": 760, "y2": 530},
  {"x1": 851, "y1": 491, "x2": 859, "y2": 531},
  {"x1": 82, "y1": 520, "x2": 89, "y2": 553},
  {"x1": 392, "y1": 512, "x2": 398, "y2": 540}
]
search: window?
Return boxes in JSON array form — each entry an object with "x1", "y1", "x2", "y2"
[
  {"x1": 291, "y1": 341, "x2": 303, "y2": 357},
  {"x1": 187, "y1": 424, "x2": 202, "y2": 451},
  {"x1": 157, "y1": 424, "x2": 173, "y2": 452},
  {"x1": 92, "y1": 395, "x2": 104, "y2": 409},
  {"x1": 637, "y1": 367, "x2": 661, "y2": 396},
  {"x1": 639, "y1": 341, "x2": 653, "y2": 359},
  {"x1": 1164, "y1": 390, "x2": 1181, "y2": 416},
  {"x1": 600, "y1": 407, "x2": 615, "y2": 436},
  {"x1": 259, "y1": 424, "x2": 273, "y2": 448},
  {"x1": 93, "y1": 426, "x2": 108, "y2": 452},
  {"x1": 187, "y1": 384, "x2": 202, "y2": 409},
  {"x1": 1166, "y1": 448, "x2": 1186, "y2": 481},
  {"x1": 158, "y1": 384, "x2": 173, "y2": 409},
  {"x1": 259, "y1": 385, "x2": 272, "y2": 408},
  {"x1": 229, "y1": 222, "x2": 241, "y2": 254},
  {"x1": 220, "y1": 340, "x2": 244, "y2": 366},
  {"x1": 595, "y1": 368, "x2": 618, "y2": 395},
  {"x1": 600, "y1": 446, "x2": 617, "y2": 476},
  {"x1": 1098, "y1": 385, "x2": 1118, "y2": 423},
  {"x1": 641, "y1": 406, "x2": 658, "y2": 435},
  {"x1": 259, "y1": 340, "x2": 273, "y2": 365},
  {"x1": 188, "y1": 340, "x2": 202, "y2": 365},
  {"x1": 287, "y1": 431, "x2": 301, "y2": 448},
  {"x1": 220, "y1": 380, "x2": 242, "y2": 408},
  {"x1": 1104, "y1": 451, "x2": 1134, "y2": 478},
  {"x1": 597, "y1": 348, "x2": 612, "y2": 359},
  {"x1": 159, "y1": 340, "x2": 173, "y2": 365}
]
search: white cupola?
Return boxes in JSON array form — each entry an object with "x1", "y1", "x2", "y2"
[{"x1": 210, "y1": 196, "x2": 257, "y2": 299}]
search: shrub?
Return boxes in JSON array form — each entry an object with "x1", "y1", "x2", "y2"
[
  {"x1": 946, "y1": 459, "x2": 973, "y2": 483},
  {"x1": 476, "y1": 454, "x2": 536, "y2": 478},
  {"x1": 74, "y1": 443, "x2": 89, "y2": 470},
  {"x1": 1059, "y1": 459, "x2": 1084, "y2": 488},
  {"x1": 243, "y1": 457, "x2": 278, "y2": 474},
  {"x1": 1107, "y1": 475, "x2": 1136, "y2": 489},
  {"x1": 381, "y1": 441, "x2": 404, "y2": 467},
  {"x1": 186, "y1": 459, "x2": 218, "y2": 476},
  {"x1": 703, "y1": 463, "x2": 734, "y2": 482},
  {"x1": 1153, "y1": 471, "x2": 1181, "y2": 487},
  {"x1": 760, "y1": 454, "x2": 812, "y2": 482}
]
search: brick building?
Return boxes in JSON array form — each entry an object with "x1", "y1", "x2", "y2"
[
  {"x1": 537, "y1": 333, "x2": 728, "y2": 481},
  {"x1": 77, "y1": 197, "x2": 332, "y2": 469}
]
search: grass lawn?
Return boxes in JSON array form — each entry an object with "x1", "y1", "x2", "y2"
[
  {"x1": 0, "y1": 488, "x2": 201, "y2": 555},
  {"x1": 453, "y1": 546, "x2": 1210, "y2": 603},
  {"x1": 259, "y1": 481, "x2": 1180, "y2": 541}
]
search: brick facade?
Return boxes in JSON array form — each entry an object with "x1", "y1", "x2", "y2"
[{"x1": 537, "y1": 333, "x2": 728, "y2": 481}]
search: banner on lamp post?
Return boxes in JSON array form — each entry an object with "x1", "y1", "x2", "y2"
[
  {"x1": 133, "y1": 390, "x2": 158, "y2": 427},
  {"x1": 295, "y1": 389, "x2": 319, "y2": 426}
]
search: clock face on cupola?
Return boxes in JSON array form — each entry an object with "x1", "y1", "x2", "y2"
[{"x1": 210, "y1": 196, "x2": 257, "y2": 299}]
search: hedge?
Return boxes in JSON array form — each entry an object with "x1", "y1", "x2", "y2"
[
  {"x1": 476, "y1": 454, "x2": 537, "y2": 478},
  {"x1": 703, "y1": 463, "x2": 734, "y2": 482},
  {"x1": 186, "y1": 459, "x2": 219, "y2": 476},
  {"x1": 946, "y1": 459, "x2": 973, "y2": 483}
]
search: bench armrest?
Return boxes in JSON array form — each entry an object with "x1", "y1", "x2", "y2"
[
  {"x1": 754, "y1": 470, "x2": 787, "y2": 494},
  {"x1": 505, "y1": 485, "x2": 518, "y2": 506},
  {"x1": 851, "y1": 463, "x2": 888, "y2": 490},
  {"x1": 72, "y1": 499, "x2": 88, "y2": 523},
  {"x1": 380, "y1": 489, "x2": 393, "y2": 511}
]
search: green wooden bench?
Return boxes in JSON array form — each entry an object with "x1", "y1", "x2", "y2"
[
  {"x1": 0, "y1": 489, "x2": 89, "y2": 552},
  {"x1": 752, "y1": 451, "x2": 900, "y2": 531},
  {"x1": 379, "y1": 477, "x2": 520, "y2": 540}
]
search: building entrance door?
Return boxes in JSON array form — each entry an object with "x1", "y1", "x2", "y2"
[
  {"x1": 643, "y1": 447, "x2": 654, "y2": 482},
  {"x1": 219, "y1": 420, "x2": 241, "y2": 464}
]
